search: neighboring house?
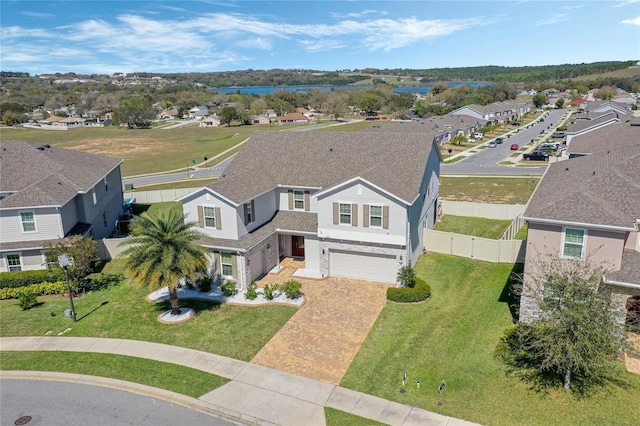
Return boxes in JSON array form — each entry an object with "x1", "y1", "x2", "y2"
[
  {"x1": 188, "y1": 106, "x2": 209, "y2": 119},
  {"x1": 567, "y1": 117, "x2": 639, "y2": 158},
  {"x1": 450, "y1": 101, "x2": 530, "y2": 125},
  {"x1": 158, "y1": 108, "x2": 179, "y2": 120},
  {"x1": 251, "y1": 115, "x2": 271, "y2": 125},
  {"x1": 276, "y1": 113, "x2": 309, "y2": 125},
  {"x1": 564, "y1": 110, "x2": 627, "y2": 147},
  {"x1": 0, "y1": 141, "x2": 124, "y2": 272},
  {"x1": 179, "y1": 131, "x2": 442, "y2": 287},
  {"x1": 520, "y1": 120, "x2": 640, "y2": 326},
  {"x1": 200, "y1": 115, "x2": 221, "y2": 127}
]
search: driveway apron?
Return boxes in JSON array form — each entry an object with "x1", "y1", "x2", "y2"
[{"x1": 251, "y1": 259, "x2": 389, "y2": 385}]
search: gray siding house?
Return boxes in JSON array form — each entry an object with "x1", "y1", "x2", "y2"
[
  {"x1": 179, "y1": 131, "x2": 442, "y2": 288},
  {"x1": 0, "y1": 141, "x2": 124, "y2": 272}
]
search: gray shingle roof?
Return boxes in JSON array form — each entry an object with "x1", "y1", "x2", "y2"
[
  {"x1": 524, "y1": 139, "x2": 640, "y2": 228},
  {"x1": 606, "y1": 249, "x2": 640, "y2": 287},
  {"x1": 0, "y1": 141, "x2": 122, "y2": 209},
  {"x1": 569, "y1": 118, "x2": 640, "y2": 154},
  {"x1": 208, "y1": 131, "x2": 438, "y2": 205},
  {"x1": 198, "y1": 210, "x2": 317, "y2": 251}
]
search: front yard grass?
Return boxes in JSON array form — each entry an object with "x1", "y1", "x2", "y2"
[
  {"x1": 340, "y1": 253, "x2": 640, "y2": 426},
  {"x1": 439, "y1": 176, "x2": 540, "y2": 204},
  {"x1": 0, "y1": 264, "x2": 297, "y2": 361},
  {"x1": 325, "y1": 407, "x2": 385, "y2": 426},
  {"x1": 434, "y1": 215, "x2": 512, "y2": 239},
  {"x1": 0, "y1": 351, "x2": 227, "y2": 398}
]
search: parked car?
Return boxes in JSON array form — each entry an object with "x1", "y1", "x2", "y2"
[
  {"x1": 488, "y1": 141, "x2": 497, "y2": 148},
  {"x1": 522, "y1": 151, "x2": 549, "y2": 161},
  {"x1": 510, "y1": 144, "x2": 519, "y2": 150},
  {"x1": 474, "y1": 132, "x2": 484, "y2": 139},
  {"x1": 495, "y1": 137, "x2": 503, "y2": 144},
  {"x1": 540, "y1": 142, "x2": 560, "y2": 151}
]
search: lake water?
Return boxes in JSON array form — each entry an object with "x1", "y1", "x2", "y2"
[{"x1": 215, "y1": 81, "x2": 491, "y2": 95}]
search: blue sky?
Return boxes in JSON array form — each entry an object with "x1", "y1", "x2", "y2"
[{"x1": 1, "y1": 0, "x2": 639, "y2": 75}]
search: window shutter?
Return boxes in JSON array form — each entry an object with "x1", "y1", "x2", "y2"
[
  {"x1": 251, "y1": 200, "x2": 255, "y2": 222},
  {"x1": 288, "y1": 190, "x2": 294, "y2": 210},
  {"x1": 304, "y1": 191, "x2": 310, "y2": 211},
  {"x1": 231, "y1": 254, "x2": 238, "y2": 277},
  {"x1": 383, "y1": 206, "x2": 389, "y2": 229},
  {"x1": 352, "y1": 204, "x2": 358, "y2": 226},
  {"x1": 363, "y1": 204, "x2": 369, "y2": 227},
  {"x1": 214, "y1": 207, "x2": 222, "y2": 230},
  {"x1": 243, "y1": 203, "x2": 249, "y2": 226},
  {"x1": 333, "y1": 202, "x2": 339, "y2": 225},
  {"x1": 197, "y1": 206, "x2": 204, "y2": 228}
]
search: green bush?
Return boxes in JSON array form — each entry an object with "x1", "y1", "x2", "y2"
[
  {"x1": 245, "y1": 282, "x2": 258, "y2": 300},
  {"x1": 0, "y1": 269, "x2": 66, "y2": 289},
  {"x1": 0, "y1": 281, "x2": 67, "y2": 300},
  {"x1": 18, "y1": 292, "x2": 38, "y2": 310},
  {"x1": 197, "y1": 276, "x2": 213, "y2": 292},
  {"x1": 282, "y1": 280, "x2": 302, "y2": 299},
  {"x1": 87, "y1": 273, "x2": 123, "y2": 291},
  {"x1": 221, "y1": 280, "x2": 237, "y2": 297},
  {"x1": 386, "y1": 277, "x2": 431, "y2": 303},
  {"x1": 263, "y1": 283, "x2": 279, "y2": 300}
]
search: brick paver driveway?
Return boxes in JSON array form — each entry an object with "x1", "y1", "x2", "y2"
[{"x1": 251, "y1": 259, "x2": 389, "y2": 385}]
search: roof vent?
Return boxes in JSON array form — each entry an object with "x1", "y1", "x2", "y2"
[
  {"x1": 37, "y1": 146, "x2": 45, "y2": 150},
  {"x1": 565, "y1": 167, "x2": 569, "y2": 171},
  {"x1": 329, "y1": 148, "x2": 333, "y2": 152},
  {"x1": 592, "y1": 171, "x2": 596, "y2": 176},
  {"x1": 43, "y1": 144, "x2": 50, "y2": 148}
]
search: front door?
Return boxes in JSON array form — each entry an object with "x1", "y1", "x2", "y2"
[{"x1": 292, "y1": 236, "x2": 305, "y2": 258}]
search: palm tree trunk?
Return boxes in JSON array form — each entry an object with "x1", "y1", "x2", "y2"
[
  {"x1": 564, "y1": 367, "x2": 571, "y2": 390},
  {"x1": 168, "y1": 286, "x2": 181, "y2": 316}
]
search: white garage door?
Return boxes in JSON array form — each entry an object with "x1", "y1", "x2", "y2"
[{"x1": 330, "y1": 250, "x2": 398, "y2": 283}]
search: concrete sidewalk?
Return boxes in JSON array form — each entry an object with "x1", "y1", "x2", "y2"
[{"x1": 0, "y1": 337, "x2": 478, "y2": 426}]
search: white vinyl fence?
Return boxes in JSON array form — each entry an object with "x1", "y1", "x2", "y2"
[
  {"x1": 424, "y1": 229, "x2": 526, "y2": 263},
  {"x1": 124, "y1": 188, "x2": 198, "y2": 203},
  {"x1": 440, "y1": 201, "x2": 525, "y2": 220},
  {"x1": 96, "y1": 237, "x2": 128, "y2": 260}
]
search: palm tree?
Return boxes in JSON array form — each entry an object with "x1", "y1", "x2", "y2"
[{"x1": 119, "y1": 209, "x2": 208, "y2": 316}]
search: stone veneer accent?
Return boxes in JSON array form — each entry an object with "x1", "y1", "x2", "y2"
[
  {"x1": 318, "y1": 238, "x2": 406, "y2": 281},
  {"x1": 239, "y1": 234, "x2": 279, "y2": 287}
]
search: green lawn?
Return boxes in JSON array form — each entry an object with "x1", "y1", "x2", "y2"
[
  {"x1": 317, "y1": 121, "x2": 377, "y2": 132},
  {"x1": 0, "y1": 351, "x2": 227, "y2": 398},
  {"x1": 435, "y1": 215, "x2": 512, "y2": 239},
  {"x1": 0, "y1": 124, "x2": 266, "y2": 176},
  {"x1": 515, "y1": 222, "x2": 528, "y2": 240},
  {"x1": 340, "y1": 253, "x2": 640, "y2": 426},
  {"x1": 325, "y1": 407, "x2": 386, "y2": 426},
  {"x1": 0, "y1": 262, "x2": 297, "y2": 361},
  {"x1": 439, "y1": 176, "x2": 540, "y2": 204}
]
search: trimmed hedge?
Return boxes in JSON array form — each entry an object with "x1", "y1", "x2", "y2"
[
  {"x1": 386, "y1": 277, "x2": 431, "y2": 303},
  {"x1": 0, "y1": 281, "x2": 67, "y2": 300},
  {"x1": 0, "y1": 269, "x2": 65, "y2": 289}
]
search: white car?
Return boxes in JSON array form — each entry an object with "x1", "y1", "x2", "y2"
[{"x1": 474, "y1": 132, "x2": 484, "y2": 139}]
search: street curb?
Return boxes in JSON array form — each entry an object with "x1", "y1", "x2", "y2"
[{"x1": 0, "y1": 371, "x2": 271, "y2": 426}]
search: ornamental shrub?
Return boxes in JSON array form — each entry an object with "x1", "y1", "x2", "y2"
[
  {"x1": 386, "y1": 277, "x2": 431, "y2": 303},
  {"x1": 18, "y1": 292, "x2": 38, "y2": 310},
  {"x1": 245, "y1": 282, "x2": 258, "y2": 300},
  {"x1": 282, "y1": 280, "x2": 302, "y2": 299},
  {"x1": 197, "y1": 276, "x2": 213, "y2": 292},
  {"x1": 86, "y1": 273, "x2": 123, "y2": 291},
  {"x1": 221, "y1": 280, "x2": 237, "y2": 297},
  {"x1": 263, "y1": 283, "x2": 279, "y2": 300},
  {"x1": 0, "y1": 269, "x2": 66, "y2": 289},
  {"x1": 0, "y1": 281, "x2": 66, "y2": 300}
]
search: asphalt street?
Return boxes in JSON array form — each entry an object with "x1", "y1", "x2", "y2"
[
  {"x1": 442, "y1": 109, "x2": 567, "y2": 175},
  {"x1": 0, "y1": 379, "x2": 239, "y2": 426}
]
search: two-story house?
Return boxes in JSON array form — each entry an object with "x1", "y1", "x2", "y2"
[
  {"x1": 0, "y1": 141, "x2": 124, "y2": 272},
  {"x1": 179, "y1": 131, "x2": 441, "y2": 288},
  {"x1": 519, "y1": 119, "x2": 640, "y2": 327}
]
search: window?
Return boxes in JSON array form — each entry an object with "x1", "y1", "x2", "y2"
[
  {"x1": 203, "y1": 206, "x2": 216, "y2": 228},
  {"x1": 563, "y1": 228, "x2": 586, "y2": 258},
  {"x1": 220, "y1": 252, "x2": 233, "y2": 276},
  {"x1": 293, "y1": 191, "x2": 305, "y2": 210},
  {"x1": 244, "y1": 201, "x2": 255, "y2": 224},
  {"x1": 20, "y1": 212, "x2": 36, "y2": 232},
  {"x1": 6, "y1": 254, "x2": 21, "y2": 272},
  {"x1": 92, "y1": 188, "x2": 97, "y2": 205},
  {"x1": 104, "y1": 178, "x2": 109, "y2": 192},
  {"x1": 339, "y1": 203, "x2": 352, "y2": 225},
  {"x1": 369, "y1": 205, "x2": 383, "y2": 227}
]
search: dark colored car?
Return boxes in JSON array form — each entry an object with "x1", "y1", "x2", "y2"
[
  {"x1": 522, "y1": 151, "x2": 549, "y2": 161},
  {"x1": 495, "y1": 137, "x2": 503, "y2": 144},
  {"x1": 510, "y1": 144, "x2": 519, "y2": 150}
]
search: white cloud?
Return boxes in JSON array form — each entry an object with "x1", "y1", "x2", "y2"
[
  {"x1": 298, "y1": 39, "x2": 346, "y2": 52},
  {"x1": 562, "y1": 5, "x2": 585, "y2": 10},
  {"x1": 612, "y1": 0, "x2": 640, "y2": 7},
  {"x1": 20, "y1": 11, "x2": 55, "y2": 18},
  {"x1": 535, "y1": 13, "x2": 569, "y2": 26},
  {"x1": 622, "y1": 16, "x2": 640, "y2": 25},
  {"x1": 330, "y1": 10, "x2": 388, "y2": 19}
]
